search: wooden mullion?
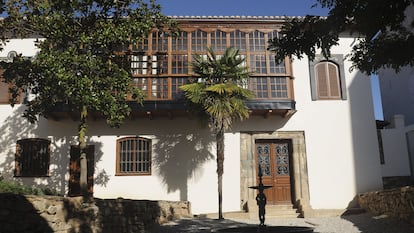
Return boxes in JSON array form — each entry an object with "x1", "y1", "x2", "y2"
[
  {"x1": 207, "y1": 31, "x2": 211, "y2": 48},
  {"x1": 267, "y1": 77, "x2": 272, "y2": 100},
  {"x1": 285, "y1": 57, "x2": 294, "y2": 100},
  {"x1": 116, "y1": 140, "x2": 120, "y2": 174},
  {"x1": 187, "y1": 31, "x2": 192, "y2": 75},
  {"x1": 133, "y1": 138, "x2": 137, "y2": 173},
  {"x1": 167, "y1": 32, "x2": 172, "y2": 75},
  {"x1": 264, "y1": 33, "x2": 271, "y2": 75}
]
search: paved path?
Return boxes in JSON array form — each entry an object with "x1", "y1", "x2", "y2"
[{"x1": 147, "y1": 213, "x2": 414, "y2": 233}]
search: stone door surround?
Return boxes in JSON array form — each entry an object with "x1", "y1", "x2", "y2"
[{"x1": 240, "y1": 131, "x2": 312, "y2": 217}]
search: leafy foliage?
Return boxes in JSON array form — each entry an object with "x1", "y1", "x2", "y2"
[
  {"x1": 0, "y1": 179, "x2": 60, "y2": 196},
  {"x1": 181, "y1": 47, "x2": 253, "y2": 133},
  {"x1": 1, "y1": 0, "x2": 173, "y2": 126},
  {"x1": 269, "y1": 0, "x2": 414, "y2": 74}
]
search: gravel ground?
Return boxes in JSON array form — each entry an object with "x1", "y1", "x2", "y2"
[{"x1": 147, "y1": 213, "x2": 414, "y2": 233}]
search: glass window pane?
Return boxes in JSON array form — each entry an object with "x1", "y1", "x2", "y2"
[
  {"x1": 191, "y1": 30, "x2": 207, "y2": 52},
  {"x1": 230, "y1": 30, "x2": 246, "y2": 52}
]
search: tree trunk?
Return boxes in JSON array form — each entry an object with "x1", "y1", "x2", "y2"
[
  {"x1": 216, "y1": 129, "x2": 225, "y2": 220},
  {"x1": 79, "y1": 105, "x2": 89, "y2": 199}
]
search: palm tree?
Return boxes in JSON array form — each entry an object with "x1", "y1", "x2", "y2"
[{"x1": 180, "y1": 47, "x2": 253, "y2": 219}]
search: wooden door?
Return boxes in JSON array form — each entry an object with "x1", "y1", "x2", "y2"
[
  {"x1": 68, "y1": 145, "x2": 95, "y2": 197},
  {"x1": 255, "y1": 140, "x2": 292, "y2": 204}
]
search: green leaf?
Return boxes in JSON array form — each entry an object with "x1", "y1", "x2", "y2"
[{"x1": 180, "y1": 47, "x2": 253, "y2": 133}]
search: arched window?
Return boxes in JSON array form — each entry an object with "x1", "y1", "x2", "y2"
[
  {"x1": 172, "y1": 31, "x2": 188, "y2": 51},
  {"x1": 315, "y1": 61, "x2": 341, "y2": 99},
  {"x1": 211, "y1": 30, "x2": 227, "y2": 51},
  {"x1": 152, "y1": 31, "x2": 168, "y2": 52},
  {"x1": 309, "y1": 54, "x2": 347, "y2": 101},
  {"x1": 230, "y1": 30, "x2": 246, "y2": 51},
  {"x1": 116, "y1": 137, "x2": 152, "y2": 175},
  {"x1": 191, "y1": 30, "x2": 208, "y2": 52},
  {"x1": 15, "y1": 138, "x2": 50, "y2": 177},
  {"x1": 249, "y1": 31, "x2": 265, "y2": 52}
]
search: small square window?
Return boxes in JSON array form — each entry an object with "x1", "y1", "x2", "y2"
[{"x1": 15, "y1": 138, "x2": 50, "y2": 177}]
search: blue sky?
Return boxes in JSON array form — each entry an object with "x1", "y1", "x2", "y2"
[{"x1": 157, "y1": 0, "x2": 329, "y2": 16}]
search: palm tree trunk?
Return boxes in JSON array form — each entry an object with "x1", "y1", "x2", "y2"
[
  {"x1": 79, "y1": 105, "x2": 89, "y2": 198},
  {"x1": 216, "y1": 129, "x2": 225, "y2": 220}
]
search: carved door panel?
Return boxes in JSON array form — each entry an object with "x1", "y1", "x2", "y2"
[{"x1": 255, "y1": 140, "x2": 292, "y2": 204}]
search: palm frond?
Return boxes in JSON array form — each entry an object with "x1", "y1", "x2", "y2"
[
  {"x1": 182, "y1": 47, "x2": 253, "y2": 132},
  {"x1": 179, "y1": 82, "x2": 206, "y2": 104}
]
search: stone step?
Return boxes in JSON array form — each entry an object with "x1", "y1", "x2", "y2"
[
  {"x1": 266, "y1": 210, "x2": 300, "y2": 218},
  {"x1": 249, "y1": 205, "x2": 300, "y2": 219},
  {"x1": 203, "y1": 205, "x2": 301, "y2": 220},
  {"x1": 266, "y1": 204, "x2": 295, "y2": 210}
]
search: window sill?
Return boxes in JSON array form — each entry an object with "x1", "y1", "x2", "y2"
[
  {"x1": 115, "y1": 173, "x2": 151, "y2": 176},
  {"x1": 14, "y1": 175, "x2": 51, "y2": 178}
]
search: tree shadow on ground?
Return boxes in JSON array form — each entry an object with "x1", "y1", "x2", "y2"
[
  {"x1": 149, "y1": 213, "x2": 414, "y2": 233},
  {"x1": 148, "y1": 218, "x2": 254, "y2": 233},
  {"x1": 153, "y1": 133, "x2": 214, "y2": 201},
  {"x1": 341, "y1": 212, "x2": 414, "y2": 233}
]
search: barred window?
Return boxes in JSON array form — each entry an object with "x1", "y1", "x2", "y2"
[
  {"x1": 15, "y1": 138, "x2": 50, "y2": 177},
  {"x1": 116, "y1": 137, "x2": 152, "y2": 175}
]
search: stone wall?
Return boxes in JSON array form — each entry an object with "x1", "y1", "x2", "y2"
[
  {"x1": 358, "y1": 186, "x2": 414, "y2": 224},
  {"x1": 0, "y1": 193, "x2": 191, "y2": 233}
]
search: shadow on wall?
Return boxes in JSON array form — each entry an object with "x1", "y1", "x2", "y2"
[
  {"x1": 0, "y1": 104, "x2": 110, "y2": 195},
  {"x1": 348, "y1": 70, "x2": 383, "y2": 197},
  {"x1": 0, "y1": 105, "x2": 38, "y2": 179},
  {"x1": 153, "y1": 133, "x2": 214, "y2": 201}
]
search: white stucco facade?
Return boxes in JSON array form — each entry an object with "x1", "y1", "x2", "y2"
[
  {"x1": 379, "y1": 115, "x2": 414, "y2": 182},
  {"x1": 0, "y1": 36, "x2": 383, "y2": 215}
]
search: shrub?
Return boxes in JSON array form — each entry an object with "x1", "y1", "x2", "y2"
[{"x1": 0, "y1": 179, "x2": 60, "y2": 196}]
